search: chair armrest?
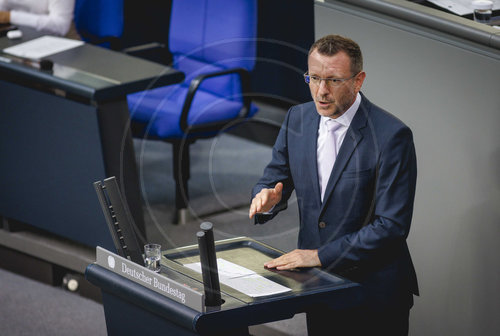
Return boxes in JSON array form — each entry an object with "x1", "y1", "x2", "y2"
[{"x1": 180, "y1": 68, "x2": 252, "y2": 133}]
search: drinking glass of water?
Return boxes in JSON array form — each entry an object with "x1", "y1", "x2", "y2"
[{"x1": 144, "y1": 243, "x2": 162, "y2": 273}]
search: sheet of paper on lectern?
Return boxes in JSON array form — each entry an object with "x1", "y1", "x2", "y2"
[
  {"x1": 184, "y1": 258, "x2": 291, "y2": 297},
  {"x1": 3, "y1": 36, "x2": 84, "y2": 59},
  {"x1": 427, "y1": 0, "x2": 500, "y2": 15}
]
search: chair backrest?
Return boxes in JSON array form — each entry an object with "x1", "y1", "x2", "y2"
[
  {"x1": 169, "y1": 0, "x2": 257, "y2": 98},
  {"x1": 74, "y1": 0, "x2": 124, "y2": 46}
]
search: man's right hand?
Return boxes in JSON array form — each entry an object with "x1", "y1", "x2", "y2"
[{"x1": 249, "y1": 182, "x2": 283, "y2": 219}]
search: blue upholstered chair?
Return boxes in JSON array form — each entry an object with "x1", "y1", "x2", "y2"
[
  {"x1": 127, "y1": 0, "x2": 258, "y2": 224},
  {"x1": 74, "y1": 0, "x2": 124, "y2": 50}
]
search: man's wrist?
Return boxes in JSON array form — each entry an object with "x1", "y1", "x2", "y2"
[{"x1": 262, "y1": 204, "x2": 276, "y2": 214}]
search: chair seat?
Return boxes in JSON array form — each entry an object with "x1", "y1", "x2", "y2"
[{"x1": 127, "y1": 84, "x2": 258, "y2": 139}]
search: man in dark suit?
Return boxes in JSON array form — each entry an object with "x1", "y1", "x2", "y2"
[{"x1": 249, "y1": 35, "x2": 418, "y2": 335}]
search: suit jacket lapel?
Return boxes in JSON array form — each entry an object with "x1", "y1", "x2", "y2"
[
  {"x1": 304, "y1": 107, "x2": 321, "y2": 207},
  {"x1": 320, "y1": 99, "x2": 369, "y2": 214}
]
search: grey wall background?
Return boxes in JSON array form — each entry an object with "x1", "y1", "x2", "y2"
[{"x1": 315, "y1": 1, "x2": 500, "y2": 335}]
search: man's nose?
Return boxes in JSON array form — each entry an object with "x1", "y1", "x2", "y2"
[{"x1": 318, "y1": 79, "x2": 330, "y2": 93}]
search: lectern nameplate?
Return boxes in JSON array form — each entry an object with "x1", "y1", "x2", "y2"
[{"x1": 96, "y1": 246, "x2": 204, "y2": 311}]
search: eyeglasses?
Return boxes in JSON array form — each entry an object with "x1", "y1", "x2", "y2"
[{"x1": 303, "y1": 72, "x2": 358, "y2": 87}]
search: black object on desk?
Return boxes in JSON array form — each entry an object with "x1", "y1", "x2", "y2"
[
  {"x1": 0, "y1": 27, "x2": 184, "y2": 250},
  {"x1": 197, "y1": 222, "x2": 222, "y2": 306},
  {"x1": 94, "y1": 177, "x2": 144, "y2": 265}
]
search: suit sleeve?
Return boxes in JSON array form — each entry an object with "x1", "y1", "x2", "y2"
[
  {"x1": 318, "y1": 126, "x2": 417, "y2": 269},
  {"x1": 252, "y1": 108, "x2": 296, "y2": 224}
]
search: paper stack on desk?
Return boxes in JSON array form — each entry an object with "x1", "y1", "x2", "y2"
[
  {"x1": 184, "y1": 258, "x2": 291, "y2": 297},
  {"x1": 3, "y1": 36, "x2": 83, "y2": 59}
]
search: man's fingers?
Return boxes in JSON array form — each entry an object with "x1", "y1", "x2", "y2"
[
  {"x1": 264, "y1": 258, "x2": 284, "y2": 269},
  {"x1": 259, "y1": 192, "x2": 269, "y2": 209},
  {"x1": 249, "y1": 203, "x2": 256, "y2": 218},
  {"x1": 264, "y1": 254, "x2": 293, "y2": 269},
  {"x1": 264, "y1": 249, "x2": 321, "y2": 269},
  {"x1": 249, "y1": 197, "x2": 262, "y2": 218},
  {"x1": 274, "y1": 182, "x2": 283, "y2": 196},
  {"x1": 249, "y1": 183, "x2": 284, "y2": 219},
  {"x1": 266, "y1": 259, "x2": 295, "y2": 271}
]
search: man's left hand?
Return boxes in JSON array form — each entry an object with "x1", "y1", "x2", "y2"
[{"x1": 264, "y1": 249, "x2": 321, "y2": 270}]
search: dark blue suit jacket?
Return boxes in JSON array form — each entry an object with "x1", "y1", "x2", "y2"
[{"x1": 253, "y1": 93, "x2": 418, "y2": 309}]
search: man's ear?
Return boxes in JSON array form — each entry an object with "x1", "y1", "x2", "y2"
[{"x1": 355, "y1": 71, "x2": 366, "y2": 92}]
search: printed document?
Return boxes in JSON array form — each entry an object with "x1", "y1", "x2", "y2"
[
  {"x1": 3, "y1": 36, "x2": 84, "y2": 59},
  {"x1": 184, "y1": 258, "x2": 291, "y2": 297}
]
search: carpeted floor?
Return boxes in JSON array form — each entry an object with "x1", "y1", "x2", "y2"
[{"x1": 0, "y1": 267, "x2": 107, "y2": 336}]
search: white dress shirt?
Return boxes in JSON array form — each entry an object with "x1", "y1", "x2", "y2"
[
  {"x1": 0, "y1": 0, "x2": 74, "y2": 36},
  {"x1": 317, "y1": 93, "x2": 361, "y2": 201}
]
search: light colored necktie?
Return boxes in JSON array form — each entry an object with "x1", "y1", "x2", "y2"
[{"x1": 318, "y1": 119, "x2": 342, "y2": 202}]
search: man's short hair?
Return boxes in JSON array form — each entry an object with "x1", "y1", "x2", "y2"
[{"x1": 309, "y1": 35, "x2": 363, "y2": 75}]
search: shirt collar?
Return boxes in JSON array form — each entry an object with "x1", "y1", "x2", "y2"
[{"x1": 321, "y1": 92, "x2": 361, "y2": 128}]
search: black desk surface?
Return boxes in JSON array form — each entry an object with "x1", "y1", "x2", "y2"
[{"x1": 0, "y1": 27, "x2": 184, "y2": 102}]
